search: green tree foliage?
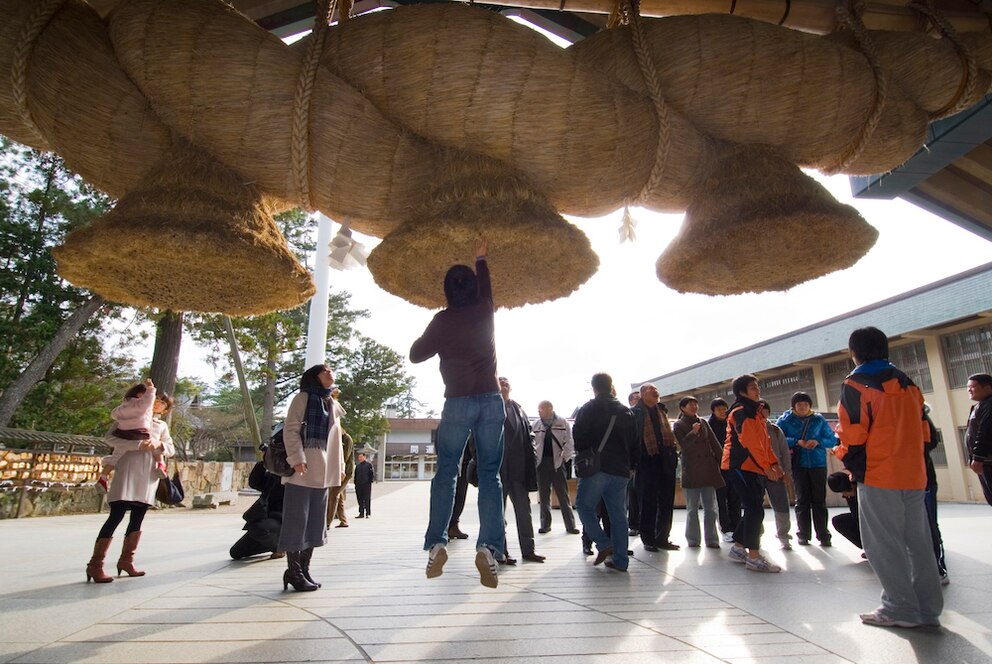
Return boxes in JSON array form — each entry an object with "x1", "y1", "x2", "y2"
[
  {"x1": 188, "y1": 210, "x2": 416, "y2": 450},
  {"x1": 0, "y1": 138, "x2": 137, "y2": 435}
]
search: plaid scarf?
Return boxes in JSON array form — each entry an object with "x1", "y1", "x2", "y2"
[
  {"x1": 643, "y1": 405, "x2": 676, "y2": 456},
  {"x1": 303, "y1": 387, "x2": 333, "y2": 450}
]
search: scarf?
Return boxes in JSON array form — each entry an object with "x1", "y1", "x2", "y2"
[
  {"x1": 303, "y1": 387, "x2": 333, "y2": 450},
  {"x1": 643, "y1": 405, "x2": 676, "y2": 455}
]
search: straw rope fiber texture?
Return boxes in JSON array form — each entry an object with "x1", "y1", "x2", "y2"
[
  {"x1": 0, "y1": 0, "x2": 174, "y2": 198},
  {"x1": 52, "y1": 141, "x2": 315, "y2": 315},
  {"x1": 656, "y1": 144, "x2": 878, "y2": 295},
  {"x1": 0, "y1": 0, "x2": 989, "y2": 308},
  {"x1": 570, "y1": 14, "x2": 991, "y2": 176},
  {"x1": 366, "y1": 153, "x2": 599, "y2": 309}
]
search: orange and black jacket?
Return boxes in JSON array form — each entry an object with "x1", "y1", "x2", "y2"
[
  {"x1": 835, "y1": 361, "x2": 928, "y2": 490},
  {"x1": 721, "y1": 398, "x2": 780, "y2": 474}
]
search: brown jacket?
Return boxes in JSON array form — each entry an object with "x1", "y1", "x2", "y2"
[{"x1": 673, "y1": 413, "x2": 726, "y2": 489}]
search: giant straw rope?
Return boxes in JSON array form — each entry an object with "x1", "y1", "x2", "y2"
[{"x1": 0, "y1": 0, "x2": 989, "y2": 312}]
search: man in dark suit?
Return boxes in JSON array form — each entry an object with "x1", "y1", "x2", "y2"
[
  {"x1": 354, "y1": 453, "x2": 375, "y2": 518},
  {"x1": 499, "y1": 376, "x2": 544, "y2": 563},
  {"x1": 631, "y1": 383, "x2": 680, "y2": 551}
]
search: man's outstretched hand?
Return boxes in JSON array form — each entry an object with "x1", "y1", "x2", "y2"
[{"x1": 476, "y1": 238, "x2": 488, "y2": 259}]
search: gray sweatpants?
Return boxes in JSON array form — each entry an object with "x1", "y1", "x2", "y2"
[{"x1": 858, "y1": 484, "x2": 943, "y2": 624}]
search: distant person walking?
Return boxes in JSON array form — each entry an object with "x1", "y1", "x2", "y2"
[
  {"x1": 86, "y1": 382, "x2": 175, "y2": 583},
  {"x1": 354, "y1": 453, "x2": 375, "y2": 518},
  {"x1": 278, "y1": 364, "x2": 344, "y2": 592},
  {"x1": 411, "y1": 239, "x2": 506, "y2": 588}
]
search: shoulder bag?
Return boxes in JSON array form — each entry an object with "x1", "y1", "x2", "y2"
[{"x1": 575, "y1": 415, "x2": 617, "y2": 479}]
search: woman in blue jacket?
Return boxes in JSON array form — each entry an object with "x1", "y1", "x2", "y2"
[{"x1": 776, "y1": 392, "x2": 837, "y2": 546}]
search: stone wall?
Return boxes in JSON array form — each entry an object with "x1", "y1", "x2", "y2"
[{"x1": 0, "y1": 448, "x2": 258, "y2": 519}]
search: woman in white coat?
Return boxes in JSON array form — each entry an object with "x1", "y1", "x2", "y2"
[
  {"x1": 279, "y1": 363, "x2": 344, "y2": 591},
  {"x1": 86, "y1": 390, "x2": 175, "y2": 583}
]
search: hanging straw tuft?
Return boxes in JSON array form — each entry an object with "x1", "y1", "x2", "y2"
[
  {"x1": 656, "y1": 144, "x2": 878, "y2": 295},
  {"x1": 53, "y1": 141, "x2": 314, "y2": 315},
  {"x1": 368, "y1": 153, "x2": 599, "y2": 309}
]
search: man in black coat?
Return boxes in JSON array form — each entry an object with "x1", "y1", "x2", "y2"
[
  {"x1": 966, "y1": 373, "x2": 992, "y2": 507},
  {"x1": 499, "y1": 376, "x2": 544, "y2": 563},
  {"x1": 632, "y1": 383, "x2": 680, "y2": 551},
  {"x1": 354, "y1": 453, "x2": 375, "y2": 518}
]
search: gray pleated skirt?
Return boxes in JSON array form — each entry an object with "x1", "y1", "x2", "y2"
[{"x1": 277, "y1": 483, "x2": 329, "y2": 552}]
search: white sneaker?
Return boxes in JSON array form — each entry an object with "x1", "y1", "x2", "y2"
[
  {"x1": 859, "y1": 609, "x2": 919, "y2": 628},
  {"x1": 779, "y1": 539, "x2": 793, "y2": 551},
  {"x1": 745, "y1": 554, "x2": 781, "y2": 573},
  {"x1": 728, "y1": 544, "x2": 748, "y2": 563},
  {"x1": 722, "y1": 532, "x2": 735, "y2": 543},
  {"x1": 425, "y1": 544, "x2": 447, "y2": 579},
  {"x1": 475, "y1": 547, "x2": 499, "y2": 588}
]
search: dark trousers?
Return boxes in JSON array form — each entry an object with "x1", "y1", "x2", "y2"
[
  {"x1": 924, "y1": 484, "x2": 946, "y2": 576},
  {"x1": 717, "y1": 471, "x2": 742, "y2": 533},
  {"x1": 979, "y1": 463, "x2": 992, "y2": 507},
  {"x1": 537, "y1": 456, "x2": 576, "y2": 531},
  {"x1": 794, "y1": 466, "x2": 830, "y2": 542},
  {"x1": 448, "y1": 470, "x2": 468, "y2": 530},
  {"x1": 627, "y1": 482, "x2": 640, "y2": 532},
  {"x1": 503, "y1": 479, "x2": 536, "y2": 556},
  {"x1": 728, "y1": 469, "x2": 766, "y2": 550},
  {"x1": 636, "y1": 449, "x2": 678, "y2": 546},
  {"x1": 356, "y1": 483, "x2": 372, "y2": 516},
  {"x1": 98, "y1": 501, "x2": 148, "y2": 539},
  {"x1": 832, "y1": 512, "x2": 862, "y2": 548}
]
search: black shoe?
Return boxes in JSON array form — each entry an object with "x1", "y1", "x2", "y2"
[
  {"x1": 522, "y1": 553, "x2": 546, "y2": 563},
  {"x1": 538, "y1": 527, "x2": 550, "y2": 534},
  {"x1": 356, "y1": 514, "x2": 365, "y2": 519},
  {"x1": 593, "y1": 546, "x2": 614, "y2": 566},
  {"x1": 643, "y1": 544, "x2": 660, "y2": 552},
  {"x1": 820, "y1": 539, "x2": 832, "y2": 548},
  {"x1": 566, "y1": 528, "x2": 580, "y2": 535},
  {"x1": 628, "y1": 529, "x2": 640, "y2": 537},
  {"x1": 659, "y1": 541, "x2": 681, "y2": 551},
  {"x1": 798, "y1": 538, "x2": 810, "y2": 546},
  {"x1": 582, "y1": 546, "x2": 593, "y2": 556},
  {"x1": 501, "y1": 555, "x2": 517, "y2": 566},
  {"x1": 604, "y1": 559, "x2": 628, "y2": 572},
  {"x1": 447, "y1": 527, "x2": 469, "y2": 540}
]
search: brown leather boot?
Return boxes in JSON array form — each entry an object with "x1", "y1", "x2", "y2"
[
  {"x1": 117, "y1": 531, "x2": 146, "y2": 577},
  {"x1": 86, "y1": 538, "x2": 114, "y2": 583}
]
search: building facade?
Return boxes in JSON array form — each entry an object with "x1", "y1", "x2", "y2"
[{"x1": 638, "y1": 263, "x2": 992, "y2": 504}]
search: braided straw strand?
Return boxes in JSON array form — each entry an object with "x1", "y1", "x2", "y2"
[
  {"x1": 291, "y1": 0, "x2": 338, "y2": 211},
  {"x1": 623, "y1": 0, "x2": 673, "y2": 206},
  {"x1": 11, "y1": 0, "x2": 66, "y2": 146},
  {"x1": 907, "y1": 0, "x2": 979, "y2": 119},
  {"x1": 823, "y1": 1, "x2": 888, "y2": 174}
]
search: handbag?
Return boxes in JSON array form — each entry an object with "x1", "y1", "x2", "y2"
[
  {"x1": 789, "y1": 416, "x2": 814, "y2": 478},
  {"x1": 261, "y1": 422, "x2": 301, "y2": 478},
  {"x1": 156, "y1": 464, "x2": 185, "y2": 505},
  {"x1": 575, "y1": 415, "x2": 617, "y2": 479}
]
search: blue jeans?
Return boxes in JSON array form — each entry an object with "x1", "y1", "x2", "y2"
[
  {"x1": 424, "y1": 392, "x2": 506, "y2": 556},
  {"x1": 576, "y1": 471, "x2": 630, "y2": 570}
]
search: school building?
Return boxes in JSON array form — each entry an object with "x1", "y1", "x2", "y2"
[{"x1": 639, "y1": 262, "x2": 992, "y2": 504}]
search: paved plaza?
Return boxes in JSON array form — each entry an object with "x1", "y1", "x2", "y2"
[{"x1": 0, "y1": 481, "x2": 990, "y2": 663}]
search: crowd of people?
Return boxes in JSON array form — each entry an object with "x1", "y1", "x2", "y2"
[{"x1": 82, "y1": 239, "x2": 992, "y2": 635}]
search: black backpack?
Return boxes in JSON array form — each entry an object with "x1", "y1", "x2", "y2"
[{"x1": 260, "y1": 423, "x2": 295, "y2": 477}]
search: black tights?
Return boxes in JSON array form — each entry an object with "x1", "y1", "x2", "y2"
[{"x1": 98, "y1": 501, "x2": 148, "y2": 539}]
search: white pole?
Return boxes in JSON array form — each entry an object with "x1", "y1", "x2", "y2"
[{"x1": 305, "y1": 213, "x2": 333, "y2": 369}]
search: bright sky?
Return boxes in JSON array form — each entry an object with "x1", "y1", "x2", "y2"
[{"x1": 166, "y1": 172, "x2": 990, "y2": 420}]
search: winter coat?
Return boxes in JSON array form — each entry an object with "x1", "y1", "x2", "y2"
[
  {"x1": 107, "y1": 417, "x2": 174, "y2": 505},
  {"x1": 766, "y1": 422, "x2": 791, "y2": 483},
  {"x1": 776, "y1": 410, "x2": 837, "y2": 469},
  {"x1": 572, "y1": 394, "x2": 638, "y2": 478},
  {"x1": 282, "y1": 392, "x2": 344, "y2": 490},
  {"x1": 722, "y1": 398, "x2": 780, "y2": 474},
  {"x1": 673, "y1": 413, "x2": 725, "y2": 489},
  {"x1": 532, "y1": 414, "x2": 574, "y2": 470},
  {"x1": 501, "y1": 399, "x2": 537, "y2": 491}
]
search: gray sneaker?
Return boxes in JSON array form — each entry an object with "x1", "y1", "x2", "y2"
[
  {"x1": 475, "y1": 547, "x2": 499, "y2": 588},
  {"x1": 745, "y1": 554, "x2": 781, "y2": 573},
  {"x1": 426, "y1": 544, "x2": 447, "y2": 579},
  {"x1": 728, "y1": 544, "x2": 748, "y2": 563}
]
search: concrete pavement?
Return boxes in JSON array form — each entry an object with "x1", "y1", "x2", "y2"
[{"x1": 1, "y1": 481, "x2": 990, "y2": 663}]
